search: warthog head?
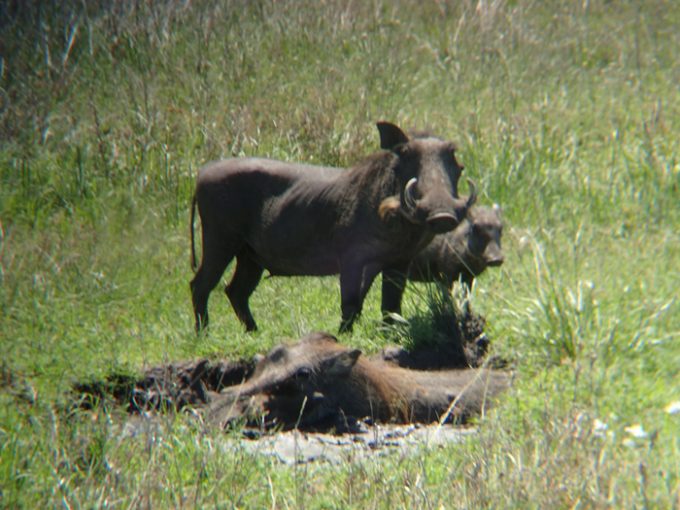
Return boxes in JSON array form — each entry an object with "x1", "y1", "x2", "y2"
[
  {"x1": 377, "y1": 122, "x2": 476, "y2": 234},
  {"x1": 468, "y1": 204, "x2": 504, "y2": 267},
  {"x1": 208, "y1": 332, "x2": 362, "y2": 429}
]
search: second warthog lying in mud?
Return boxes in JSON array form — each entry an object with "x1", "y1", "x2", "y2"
[
  {"x1": 408, "y1": 204, "x2": 504, "y2": 290},
  {"x1": 207, "y1": 332, "x2": 510, "y2": 431}
]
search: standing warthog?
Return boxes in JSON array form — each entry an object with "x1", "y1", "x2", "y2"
[
  {"x1": 408, "y1": 204, "x2": 504, "y2": 290},
  {"x1": 190, "y1": 122, "x2": 476, "y2": 333},
  {"x1": 207, "y1": 332, "x2": 510, "y2": 430}
]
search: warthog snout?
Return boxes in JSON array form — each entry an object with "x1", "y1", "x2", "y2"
[
  {"x1": 405, "y1": 178, "x2": 477, "y2": 234},
  {"x1": 426, "y1": 212, "x2": 459, "y2": 233},
  {"x1": 486, "y1": 253, "x2": 504, "y2": 267},
  {"x1": 428, "y1": 178, "x2": 477, "y2": 233}
]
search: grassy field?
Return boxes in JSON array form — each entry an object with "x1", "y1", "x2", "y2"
[{"x1": 1, "y1": 0, "x2": 679, "y2": 507}]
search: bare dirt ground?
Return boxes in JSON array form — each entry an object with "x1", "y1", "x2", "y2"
[{"x1": 123, "y1": 412, "x2": 478, "y2": 464}]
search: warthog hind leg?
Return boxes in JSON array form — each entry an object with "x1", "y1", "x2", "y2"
[
  {"x1": 191, "y1": 234, "x2": 238, "y2": 332},
  {"x1": 225, "y1": 253, "x2": 263, "y2": 332}
]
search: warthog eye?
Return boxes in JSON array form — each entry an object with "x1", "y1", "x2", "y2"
[{"x1": 268, "y1": 346, "x2": 287, "y2": 363}]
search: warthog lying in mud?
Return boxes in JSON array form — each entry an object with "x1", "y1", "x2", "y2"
[
  {"x1": 207, "y1": 332, "x2": 510, "y2": 431},
  {"x1": 190, "y1": 122, "x2": 476, "y2": 333},
  {"x1": 408, "y1": 204, "x2": 504, "y2": 290}
]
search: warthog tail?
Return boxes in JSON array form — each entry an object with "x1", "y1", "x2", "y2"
[{"x1": 190, "y1": 193, "x2": 198, "y2": 272}]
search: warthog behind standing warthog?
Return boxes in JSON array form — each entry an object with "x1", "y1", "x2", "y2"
[
  {"x1": 207, "y1": 332, "x2": 510, "y2": 430},
  {"x1": 408, "y1": 204, "x2": 504, "y2": 290},
  {"x1": 190, "y1": 122, "x2": 476, "y2": 333}
]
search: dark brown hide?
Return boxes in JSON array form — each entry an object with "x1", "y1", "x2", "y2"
[
  {"x1": 409, "y1": 204, "x2": 504, "y2": 289},
  {"x1": 207, "y1": 332, "x2": 509, "y2": 431},
  {"x1": 190, "y1": 122, "x2": 474, "y2": 332}
]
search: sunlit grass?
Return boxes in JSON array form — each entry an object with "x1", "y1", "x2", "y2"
[{"x1": 1, "y1": 0, "x2": 679, "y2": 507}]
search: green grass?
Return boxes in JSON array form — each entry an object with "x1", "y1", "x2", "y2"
[{"x1": 1, "y1": 0, "x2": 679, "y2": 507}]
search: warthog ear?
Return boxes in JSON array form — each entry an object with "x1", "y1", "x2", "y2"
[
  {"x1": 325, "y1": 349, "x2": 362, "y2": 377},
  {"x1": 377, "y1": 121, "x2": 409, "y2": 151}
]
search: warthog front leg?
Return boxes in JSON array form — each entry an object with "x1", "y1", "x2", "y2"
[
  {"x1": 380, "y1": 262, "x2": 410, "y2": 325},
  {"x1": 339, "y1": 262, "x2": 382, "y2": 333}
]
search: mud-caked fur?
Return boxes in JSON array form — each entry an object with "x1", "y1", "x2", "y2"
[{"x1": 207, "y1": 332, "x2": 510, "y2": 430}]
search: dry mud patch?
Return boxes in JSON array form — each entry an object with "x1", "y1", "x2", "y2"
[{"x1": 120, "y1": 412, "x2": 479, "y2": 465}]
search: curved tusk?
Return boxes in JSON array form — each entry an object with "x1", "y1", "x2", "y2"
[
  {"x1": 465, "y1": 178, "x2": 477, "y2": 207},
  {"x1": 404, "y1": 177, "x2": 418, "y2": 211}
]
